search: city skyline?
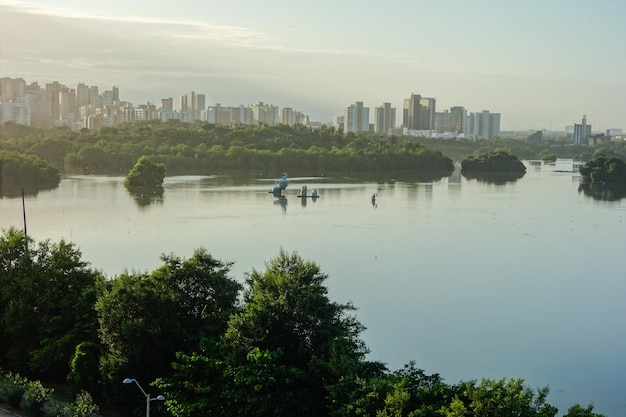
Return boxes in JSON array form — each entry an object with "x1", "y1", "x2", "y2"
[{"x1": 1, "y1": 0, "x2": 626, "y2": 131}]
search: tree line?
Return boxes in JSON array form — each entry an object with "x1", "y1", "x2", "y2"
[
  {"x1": 0, "y1": 121, "x2": 454, "y2": 177},
  {"x1": 0, "y1": 229, "x2": 606, "y2": 417}
]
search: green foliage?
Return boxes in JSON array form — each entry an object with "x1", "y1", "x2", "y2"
[
  {"x1": 579, "y1": 155, "x2": 626, "y2": 184},
  {"x1": 0, "y1": 229, "x2": 608, "y2": 416},
  {"x1": 439, "y1": 378, "x2": 558, "y2": 417},
  {"x1": 0, "y1": 371, "x2": 30, "y2": 408},
  {"x1": 96, "y1": 249, "x2": 240, "y2": 409},
  {"x1": 461, "y1": 150, "x2": 526, "y2": 183},
  {"x1": 0, "y1": 228, "x2": 104, "y2": 382},
  {"x1": 1, "y1": 121, "x2": 454, "y2": 176},
  {"x1": 67, "y1": 342, "x2": 101, "y2": 394},
  {"x1": 461, "y1": 150, "x2": 526, "y2": 173},
  {"x1": 563, "y1": 403, "x2": 606, "y2": 417},
  {"x1": 48, "y1": 390, "x2": 99, "y2": 417},
  {"x1": 159, "y1": 249, "x2": 381, "y2": 417},
  {"x1": 124, "y1": 156, "x2": 166, "y2": 188},
  {"x1": 539, "y1": 151, "x2": 557, "y2": 162},
  {"x1": 21, "y1": 380, "x2": 53, "y2": 417},
  {"x1": 0, "y1": 150, "x2": 60, "y2": 196}
]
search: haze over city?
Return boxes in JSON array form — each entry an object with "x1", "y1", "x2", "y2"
[{"x1": 1, "y1": 0, "x2": 626, "y2": 131}]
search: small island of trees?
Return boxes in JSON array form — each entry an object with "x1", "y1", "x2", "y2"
[
  {"x1": 461, "y1": 150, "x2": 526, "y2": 183},
  {"x1": 577, "y1": 155, "x2": 626, "y2": 201},
  {"x1": 579, "y1": 155, "x2": 626, "y2": 185},
  {"x1": 124, "y1": 156, "x2": 166, "y2": 188}
]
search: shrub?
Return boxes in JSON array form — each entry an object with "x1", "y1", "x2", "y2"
[
  {"x1": 48, "y1": 390, "x2": 99, "y2": 417},
  {"x1": 21, "y1": 380, "x2": 53, "y2": 417},
  {"x1": 0, "y1": 372, "x2": 30, "y2": 408}
]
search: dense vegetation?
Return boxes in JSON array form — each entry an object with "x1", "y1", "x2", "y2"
[
  {"x1": 0, "y1": 121, "x2": 454, "y2": 177},
  {"x1": 0, "y1": 150, "x2": 60, "y2": 197},
  {"x1": 579, "y1": 156, "x2": 626, "y2": 185},
  {"x1": 460, "y1": 150, "x2": 526, "y2": 184},
  {"x1": 577, "y1": 155, "x2": 626, "y2": 201},
  {"x1": 124, "y1": 156, "x2": 166, "y2": 188},
  {"x1": 0, "y1": 229, "x2": 606, "y2": 417}
]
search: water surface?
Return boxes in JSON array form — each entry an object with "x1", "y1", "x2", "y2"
[{"x1": 1, "y1": 163, "x2": 624, "y2": 416}]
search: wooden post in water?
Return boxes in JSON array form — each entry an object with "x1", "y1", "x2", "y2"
[{"x1": 22, "y1": 188, "x2": 28, "y2": 242}]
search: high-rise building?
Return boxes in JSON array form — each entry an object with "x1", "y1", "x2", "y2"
[
  {"x1": 251, "y1": 102, "x2": 279, "y2": 125},
  {"x1": 76, "y1": 83, "x2": 90, "y2": 109},
  {"x1": 112, "y1": 86, "x2": 119, "y2": 103},
  {"x1": 435, "y1": 110, "x2": 451, "y2": 133},
  {"x1": 449, "y1": 106, "x2": 466, "y2": 134},
  {"x1": 89, "y1": 86, "x2": 99, "y2": 107},
  {"x1": 343, "y1": 101, "x2": 369, "y2": 133},
  {"x1": 0, "y1": 102, "x2": 31, "y2": 125},
  {"x1": 466, "y1": 110, "x2": 501, "y2": 139},
  {"x1": 419, "y1": 97, "x2": 436, "y2": 130},
  {"x1": 46, "y1": 81, "x2": 62, "y2": 121},
  {"x1": 374, "y1": 102, "x2": 395, "y2": 134},
  {"x1": 25, "y1": 81, "x2": 50, "y2": 127},
  {"x1": 282, "y1": 107, "x2": 294, "y2": 125},
  {"x1": 160, "y1": 98, "x2": 173, "y2": 111},
  {"x1": 574, "y1": 115, "x2": 591, "y2": 145},
  {"x1": 1, "y1": 77, "x2": 26, "y2": 102},
  {"x1": 194, "y1": 94, "x2": 205, "y2": 121},
  {"x1": 58, "y1": 87, "x2": 76, "y2": 120},
  {"x1": 404, "y1": 93, "x2": 435, "y2": 131},
  {"x1": 180, "y1": 91, "x2": 205, "y2": 121}
]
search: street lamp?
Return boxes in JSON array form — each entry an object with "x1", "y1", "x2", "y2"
[{"x1": 123, "y1": 378, "x2": 165, "y2": 417}]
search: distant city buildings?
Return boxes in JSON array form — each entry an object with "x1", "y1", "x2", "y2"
[{"x1": 5, "y1": 75, "x2": 620, "y2": 143}]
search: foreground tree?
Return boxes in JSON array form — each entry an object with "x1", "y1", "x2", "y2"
[
  {"x1": 158, "y1": 250, "x2": 383, "y2": 417},
  {"x1": 97, "y1": 249, "x2": 240, "y2": 409},
  {"x1": 0, "y1": 228, "x2": 104, "y2": 382},
  {"x1": 563, "y1": 403, "x2": 606, "y2": 417},
  {"x1": 439, "y1": 377, "x2": 558, "y2": 417}
]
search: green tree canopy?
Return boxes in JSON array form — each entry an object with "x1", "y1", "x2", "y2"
[
  {"x1": 579, "y1": 155, "x2": 626, "y2": 184},
  {"x1": 0, "y1": 228, "x2": 104, "y2": 382},
  {"x1": 124, "y1": 156, "x2": 166, "y2": 188},
  {"x1": 96, "y1": 249, "x2": 240, "y2": 409},
  {"x1": 439, "y1": 377, "x2": 558, "y2": 417}
]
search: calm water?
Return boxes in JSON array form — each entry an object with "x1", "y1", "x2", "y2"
[{"x1": 1, "y1": 162, "x2": 625, "y2": 416}]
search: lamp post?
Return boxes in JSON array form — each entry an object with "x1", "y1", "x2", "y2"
[{"x1": 123, "y1": 378, "x2": 165, "y2": 417}]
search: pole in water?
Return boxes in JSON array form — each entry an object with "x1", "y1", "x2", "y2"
[{"x1": 22, "y1": 188, "x2": 27, "y2": 240}]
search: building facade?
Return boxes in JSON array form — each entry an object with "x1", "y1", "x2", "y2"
[
  {"x1": 343, "y1": 101, "x2": 369, "y2": 133},
  {"x1": 374, "y1": 102, "x2": 396, "y2": 134}
]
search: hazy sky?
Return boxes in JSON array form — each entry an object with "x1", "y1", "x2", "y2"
[{"x1": 1, "y1": 0, "x2": 626, "y2": 130}]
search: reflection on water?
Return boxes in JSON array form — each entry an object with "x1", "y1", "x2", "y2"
[
  {"x1": 273, "y1": 195, "x2": 287, "y2": 213},
  {"x1": 578, "y1": 182, "x2": 626, "y2": 202},
  {"x1": 461, "y1": 170, "x2": 526, "y2": 185},
  {"x1": 126, "y1": 186, "x2": 164, "y2": 208}
]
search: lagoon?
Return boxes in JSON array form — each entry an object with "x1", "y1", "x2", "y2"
[{"x1": 1, "y1": 162, "x2": 625, "y2": 416}]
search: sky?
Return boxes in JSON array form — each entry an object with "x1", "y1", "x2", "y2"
[{"x1": 1, "y1": 0, "x2": 626, "y2": 131}]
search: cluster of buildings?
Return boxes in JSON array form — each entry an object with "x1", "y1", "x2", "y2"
[
  {"x1": 565, "y1": 115, "x2": 624, "y2": 145},
  {"x1": 0, "y1": 77, "x2": 312, "y2": 131},
  {"x1": 0, "y1": 76, "x2": 502, "y2": 140},
  {"x1": 335, "y1": 94, "x2": 501, "y2": 140}
]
